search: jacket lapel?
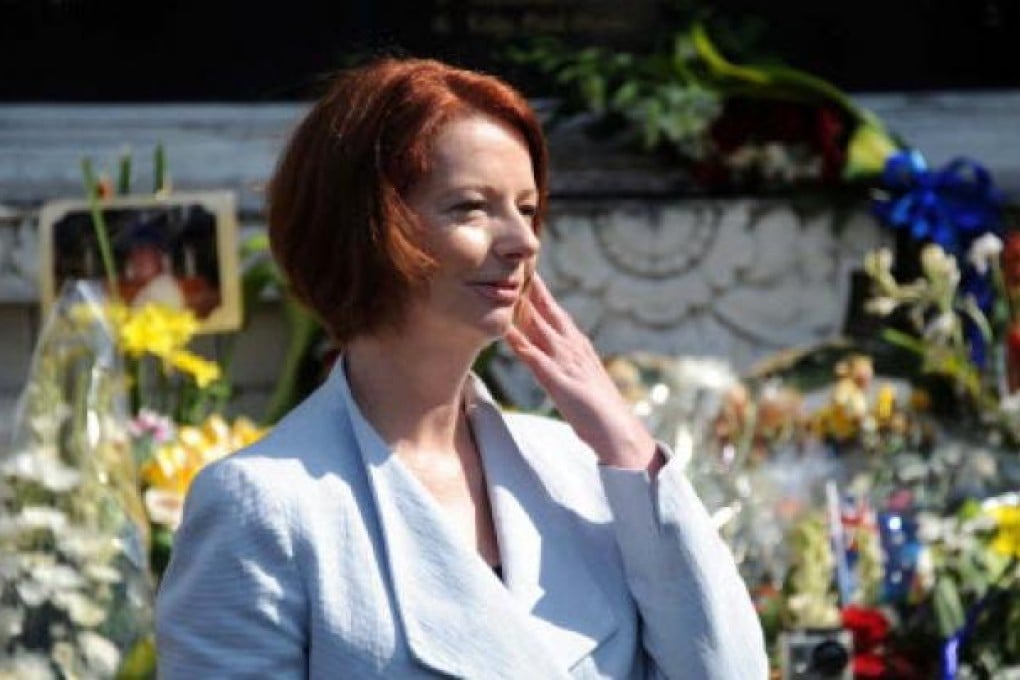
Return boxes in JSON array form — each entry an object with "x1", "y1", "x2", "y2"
[
  {"x1": 335, "y1": 364, "x2": 571, "y2": 679},
  {"x1": 465, "y1": 377, "x2": 618, "y2": 671},
  {"x1": 334, "y1": 362, "x2": 617, "y2": 678}
]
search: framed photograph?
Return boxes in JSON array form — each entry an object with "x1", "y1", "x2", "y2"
[{"x1": 38, "y1": 190, "x2": 242, "y2": 333}]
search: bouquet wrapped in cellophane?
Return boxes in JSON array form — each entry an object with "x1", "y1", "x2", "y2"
[{"x1": 0, "y1": 281, "x2": 154, "y2": 678}]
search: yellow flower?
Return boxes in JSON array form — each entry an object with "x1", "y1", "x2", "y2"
[
  {"x1": 117, "y1": 304, "x2": 198, "y2": 358},
  {"x1": 814, "y1": 405, "x2": 858, "y2": 441},
  {"x1": 68, "y1": 301, "x2": 131, "y2": 330},
  {"x1": 873, "y1": 384, "x2": 897, "y2": 426},
  {"x1": 141, "y1": 414, "x2": 269, "y2": 508},
  {"x1": 165, "y1": 349, "x2": 221, "y2": 388},
  {"x1": 988, "y1": 505, "x2": 1020, "y2": 558}
]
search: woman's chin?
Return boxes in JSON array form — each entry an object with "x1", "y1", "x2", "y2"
[{"x1": 474, "y1": 310, "x2": 515, "y2": 340}]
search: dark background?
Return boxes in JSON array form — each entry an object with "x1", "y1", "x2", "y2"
[{"x1": 2, "y1": 0, "x2": 1018, "y2": 101}]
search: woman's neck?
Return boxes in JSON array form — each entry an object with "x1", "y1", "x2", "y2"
[{"x1": 344, "y1": 333, "x2": 479, "y2": 454}]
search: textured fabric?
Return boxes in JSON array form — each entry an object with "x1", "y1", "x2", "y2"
[{"x1": 156, "y1": 361, "x2": 768, "y2": 679}]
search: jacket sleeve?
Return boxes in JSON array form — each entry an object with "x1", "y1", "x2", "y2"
[
  {"x1": 599, "y1": 449, "x2": 768, "y2": 680},
  {"x1": 155, "y1": 458, "x2": 308, "y2": 678}
]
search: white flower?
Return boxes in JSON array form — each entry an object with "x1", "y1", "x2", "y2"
[
  {"x1": 921, "y1": 243, "x2": 956, "y2": 279},
  {"x1": 0, "y1": 650, "x2": 55, "y2": 680},
  {"x1": 51, "y1": 591, "x2": 106, "y2": 627},
  {"x1": 863, "y1": 248, "x2": 899, "y2": 294},
  {"x1": 0, "y1": 450, "x2": 81, "y2": 493},
  {"x1": 33, "y1": 563, "x2": 84, "y2": 592},
  {"x1": 144, "y1": 487, "x2": 185, "y2": 530},
  {"x1": 51, "y1": 642, "x2": 78, "y2": 679},
  {"x1": 917, "y1": 514, "x2": 946, "y2": 543},
  {"x1": 58, "y1": 528, "x2": 115, "y2": 563},
  {"x1": 914, "y1": 547, "x2": 935, "y2": 593},
  {"x1": 0, "y1": 606, "x2": 24, "y2": 642},
  {"x1": 865, "y1": 296, "x2": 899, "y2": 316},
  {"x1": 15, "y1": 580, "x2": 47, "y2": 608},
  {"x1": 17, "y1": 507, "x2": 68, "y2": 534},
  {"x1": 78, "y1": 631, "x2": 120, "y2": 676},
  {"x1": 967, "y1": 232, "x2": 1003, "y2": 275},
  {"x1": 83, "y1": 564, "x2": 121, "y2": 585},
  {"x1": 924, "y1": 311, "x2": 958, "y2": 343}
]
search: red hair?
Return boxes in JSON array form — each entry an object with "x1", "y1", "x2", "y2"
[{"x1": 267, "y1": 58, "x2": 548, "y2": 344}]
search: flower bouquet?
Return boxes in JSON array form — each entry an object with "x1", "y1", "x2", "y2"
[{"x1": 0, "y1": 281, "x2": 154, "y2": 678}]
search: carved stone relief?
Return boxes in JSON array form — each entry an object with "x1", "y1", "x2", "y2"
[{"x1": 492, "y1": 199, "x2": 891, "y2": 406}]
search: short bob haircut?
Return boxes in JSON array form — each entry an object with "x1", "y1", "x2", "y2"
[{"x1": 267, "y1": 58, "x2": 549, "y2": 345}]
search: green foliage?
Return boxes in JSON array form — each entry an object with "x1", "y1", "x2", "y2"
[
  {"x1": 507, "y1": 33, "x2": 721, "y2": 160},
  {"x1": 508, "y1": 23, "x2": 898, "y2": 180},
  {"x1": 228, "y1": 233, "x2": 325, "y2": 425}
]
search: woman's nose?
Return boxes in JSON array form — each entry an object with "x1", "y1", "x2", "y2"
[{"x1": 495, "y1": 209, "x2": 540, "y2": 260}]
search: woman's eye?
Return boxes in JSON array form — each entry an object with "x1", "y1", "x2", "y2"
[
  {"x1": 519, "y1": 204, "x2": 538, "y2": 218},
  {"x1": 452, "y1": 200, "x2": 486, "y2": 214}
]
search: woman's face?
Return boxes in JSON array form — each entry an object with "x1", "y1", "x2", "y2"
[{"x1": 403, "y1": 114, "x2": 540, "y2": 346}]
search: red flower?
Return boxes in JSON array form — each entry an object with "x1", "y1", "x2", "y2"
[
  {"x1": 842, "y1": 606, "x2": 890, "y2": 653},
  {"x1": 1002, "y1": 231, "x2": 1020, "y2": 289},
  {"x1": 852, "y1": 652, "x2": 887, "y2": 678}
]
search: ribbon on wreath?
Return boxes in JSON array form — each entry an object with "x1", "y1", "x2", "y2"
[{"x1": 872, "y1": 150, "x2": 1003, "y2": 257}]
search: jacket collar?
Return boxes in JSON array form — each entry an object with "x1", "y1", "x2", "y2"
[{"x1": 327, "y1": 360, "x2": 617, "y2": 678}]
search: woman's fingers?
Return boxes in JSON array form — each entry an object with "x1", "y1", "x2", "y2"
[
  {"x1": 516, "y1": 297, "x2": 558, "y2": 354},
  {"x1": 504, "y1": 325, "x2": 560, "y2": 386},
  {"x1": 506, "y1": 278, "x2": 660, "y2": 472},
  {"x1": 527, "y1": 275, "x2": 571, "y2": 335}
]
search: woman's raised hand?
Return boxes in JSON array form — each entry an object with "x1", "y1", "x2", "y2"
[{"x1": 505, "y1": 276, "x2": 662, "y2": 473}]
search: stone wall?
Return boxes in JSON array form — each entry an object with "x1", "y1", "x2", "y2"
[{"x1": 2, "y1": 93, "x2": 1018, "y2": 435}]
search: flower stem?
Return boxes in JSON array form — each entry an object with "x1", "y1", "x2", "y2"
[{"x1": 81, "y1": 157, "x2": 121, "y2": 301}]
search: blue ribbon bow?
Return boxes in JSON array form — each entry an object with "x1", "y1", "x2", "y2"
[{"x1": 873, "y1": 150, "x2": 1003, "y2": 257}]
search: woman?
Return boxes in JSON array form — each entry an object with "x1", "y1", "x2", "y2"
[{"x1": 156, "y1": 58, "x2": 767, "y2": 679}]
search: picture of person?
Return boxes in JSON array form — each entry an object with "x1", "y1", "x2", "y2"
[
  {"x1": 42, "y1": 193, "x2": 240, "y2": 332},
  {"x1": 116, "y1": 218, "x2": 186, "y2": 309}
]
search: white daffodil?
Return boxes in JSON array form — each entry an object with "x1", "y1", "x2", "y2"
[{"x1": 967, "y1": 232, "x2": 1004, "y2": 275}]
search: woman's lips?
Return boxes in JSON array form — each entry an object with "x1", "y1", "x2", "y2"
[{"x1": 469, "y1": 280, "x2": 520, "y2": 305}]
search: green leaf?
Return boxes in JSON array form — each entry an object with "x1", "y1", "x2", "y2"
[
  {"x1": 116, "y1": 634, "x2": 157, "y2": 679},
  {"x1": 882, "y1": 328, "x2": 926, "y2": 354},
  {"x1": 934, "y1": 577, "x2": 967, "y2": 637},
  {"x1": 611, "y1": 80, "x2": 640, "y2": 109}
]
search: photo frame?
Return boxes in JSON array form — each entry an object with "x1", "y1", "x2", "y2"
[{"x1": 38, "y1": 190, "x2": 242, "y2": 333}]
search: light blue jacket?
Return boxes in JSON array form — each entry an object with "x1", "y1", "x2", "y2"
[{"x1": 156, "y1": 361, "x2": 768, "y2": 678}]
